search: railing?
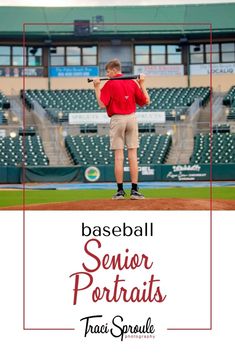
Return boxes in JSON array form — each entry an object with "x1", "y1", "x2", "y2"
[
  {"x1": 212, "y1": 96, "x2": 224, "y2": 122},
  {"x1": 188, "y1": 98, "x2": 202, "y2": 121},
  {"x1": 8, "y1": 89, "x2": 23, "y2": 123},
  {"x1": 32, "y1": 100, "x2": 48, "y2": 122}
]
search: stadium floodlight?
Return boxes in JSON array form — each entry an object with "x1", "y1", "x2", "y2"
[
  {"x1": 58, "y1": 111, "x2": 63, "y2": 119},
  {"x1": 10, "y1": 131, "x2": 17, "y2": 138},
  {"x1": 3, "y1": 111, "x2": 9, "y2": 119},
  {"x1": 166, "y1": 129, "x2": 174, "y2": 136},
  {"x1": 12, "y1": 116, "x2": 19, "y2": 123},
  {"x1": 225, "y1": 108, "x2": 230, "y2": 116},
  {"x1": 171, "y1": 109, "x2": 176, "y2": 117}
]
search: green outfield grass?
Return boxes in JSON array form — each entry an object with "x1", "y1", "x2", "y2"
[{"x1": 0, "y1": 187, "x2": 235, "y2": 207}]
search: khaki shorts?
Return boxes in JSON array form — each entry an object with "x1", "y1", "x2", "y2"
[{"x1": 110, "y1": 114, "x2": 139, "y2": 150}]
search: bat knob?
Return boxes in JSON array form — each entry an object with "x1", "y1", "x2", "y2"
[{"x1": 87, "y1": 78, "x2": 93, "y2": 83}]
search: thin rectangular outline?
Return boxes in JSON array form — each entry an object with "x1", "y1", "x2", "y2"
[{"x1": 22, "y1": 21, "x2": 213, "y2": 331}]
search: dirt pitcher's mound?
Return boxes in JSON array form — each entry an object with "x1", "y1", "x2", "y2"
[{"x1": 1, "y1": 198, "x2": 235, "y2": 210}]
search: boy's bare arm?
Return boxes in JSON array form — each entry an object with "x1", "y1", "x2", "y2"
[
  {"x1": 93, "y1": 78, "x2": 106, "y2": 109},
  {"x1": 137, "y1": 74, "x2": 150, "y2": 105}
]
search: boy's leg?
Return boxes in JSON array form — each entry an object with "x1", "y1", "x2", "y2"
[
  {"x1": 128, "y1": 147, "x2": 145, "y2": 200},
  {"x1": 110, "y1": 115, "x2": 126, "y2": 199},
  {"x1": 127, "y1": 148, "x2": 138, "y2": 184},
  {"x1": 114, "y1": 149, "x2": 124, "y2": 183},
  {"x1": 112, "y1": 149, "x2": 125, "y2": 200}
]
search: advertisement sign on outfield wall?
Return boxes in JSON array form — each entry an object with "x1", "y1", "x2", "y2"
[
  {"x1": 134, "y1": 65, "x2": 184, "y2": 76},
  {"x1": 0, "y1": 67, "x2": 44, "y2": 77},
  {"x1": 163, "y1": 164, "x2": 208, "y2": 181},
  {"x1": 49, "y1": 66, "x2": 99, "y2": 77},
  {"x1": 84, "y1": 166, "x2": 101, "y2": 182},
  {"x1": 190, "y1": 63, "x2": 235, "y2": 75}
]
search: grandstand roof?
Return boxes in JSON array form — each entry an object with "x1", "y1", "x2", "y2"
[{"x1": 0, "y1": 3, "x2": 234, "y2": 40}]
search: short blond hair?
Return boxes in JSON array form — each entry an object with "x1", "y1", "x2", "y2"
[{"x1": 105, "y1": 59, "x2": 121, "y2": 71}]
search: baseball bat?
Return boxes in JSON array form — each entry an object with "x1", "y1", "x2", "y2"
[{"x1": 87, "y1": 74, "x2": 140, "y2": 83}]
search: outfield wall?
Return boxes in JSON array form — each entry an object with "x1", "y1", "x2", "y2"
[{"x1": 1, "y1": 164, "x2": 235, "y2": 184}]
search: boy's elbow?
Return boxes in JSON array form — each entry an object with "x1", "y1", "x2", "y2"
[
  {"x1": 146, "y1": 98, "x2": 150, "y2": 105},
  {"x1": 99, "y1": 102, "x2": 105, "y2": 109}
]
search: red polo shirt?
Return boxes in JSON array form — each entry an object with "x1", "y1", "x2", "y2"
[{"x1": 100, "y1": 74, "x2": 147, "y2": 117}]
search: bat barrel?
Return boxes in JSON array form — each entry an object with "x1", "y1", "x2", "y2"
[{"x1": 87, "y1": 74, "x2": 140, "y2": 83}]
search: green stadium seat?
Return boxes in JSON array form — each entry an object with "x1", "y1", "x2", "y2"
[
  {"x1": 0, "y1": 132, "x2": 49, "y2": 167},
  {"x1": 65, "y1": 134, "x2": 172, "y2": 166},
  {"x1": 190, "y1": 131, "x2": 235, "y2": 164},
  {"x1": 21, "y1": 86, "x2": 210, "y2": 124},
  {"x1": 223, "y1": 86, "x2": 235, "y2": 120}
]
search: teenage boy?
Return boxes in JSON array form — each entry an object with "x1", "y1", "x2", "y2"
[{"x1": 93, "y1": 59, "x2": 150, "y2": 199}]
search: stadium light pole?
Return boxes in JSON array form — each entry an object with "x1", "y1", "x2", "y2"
[
  {"x1": 187, "y1": 46, "x2": 190, "y2": 88},
  {"x1": 178, "y1": 37, "x2": 190, "y2": 87},
  {"x1": 48, "y1": 48, "x2": 51, "y2": 91},
  {"x1": 44, "y1": 39, "x2": 55, "y2": 91},
  {"x1": 48, "y1": 47, "x2": 57, "y2": 91}
]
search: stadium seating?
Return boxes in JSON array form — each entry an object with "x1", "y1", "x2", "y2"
[
  {"x1": 222, "y1": 86, "x2": 235, "y2": 120},
  {"x1": 0, "y1": 91, "x2": 10, "y2": 125},
  {"x1": 138, "y1": 134, "x2": 172, "y2": 164},
  {"x1": 22, "y1": 87, "x2": 210, "y2": 123},
  {"x1": 190, "y1": 131, "x2": 235, "y2": 164},
  {"x1": 0, "y1": 133, "x2": 49, "y2": 166},
  {"x1": 0, "y1": 91, "x2": 10, "y2": 110},
  {"x1": 0, "y1": 110, "x2": 8, "y2": 125},
  {"x1": 139, "y1": 87, "x2": 210, "y2": 119},
  {"x1": 21, "y1": 89, "x2": 100, "y2": 123},
  {"x1": 65, "y1": 133, "x2": 172, "y2": 166}
]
